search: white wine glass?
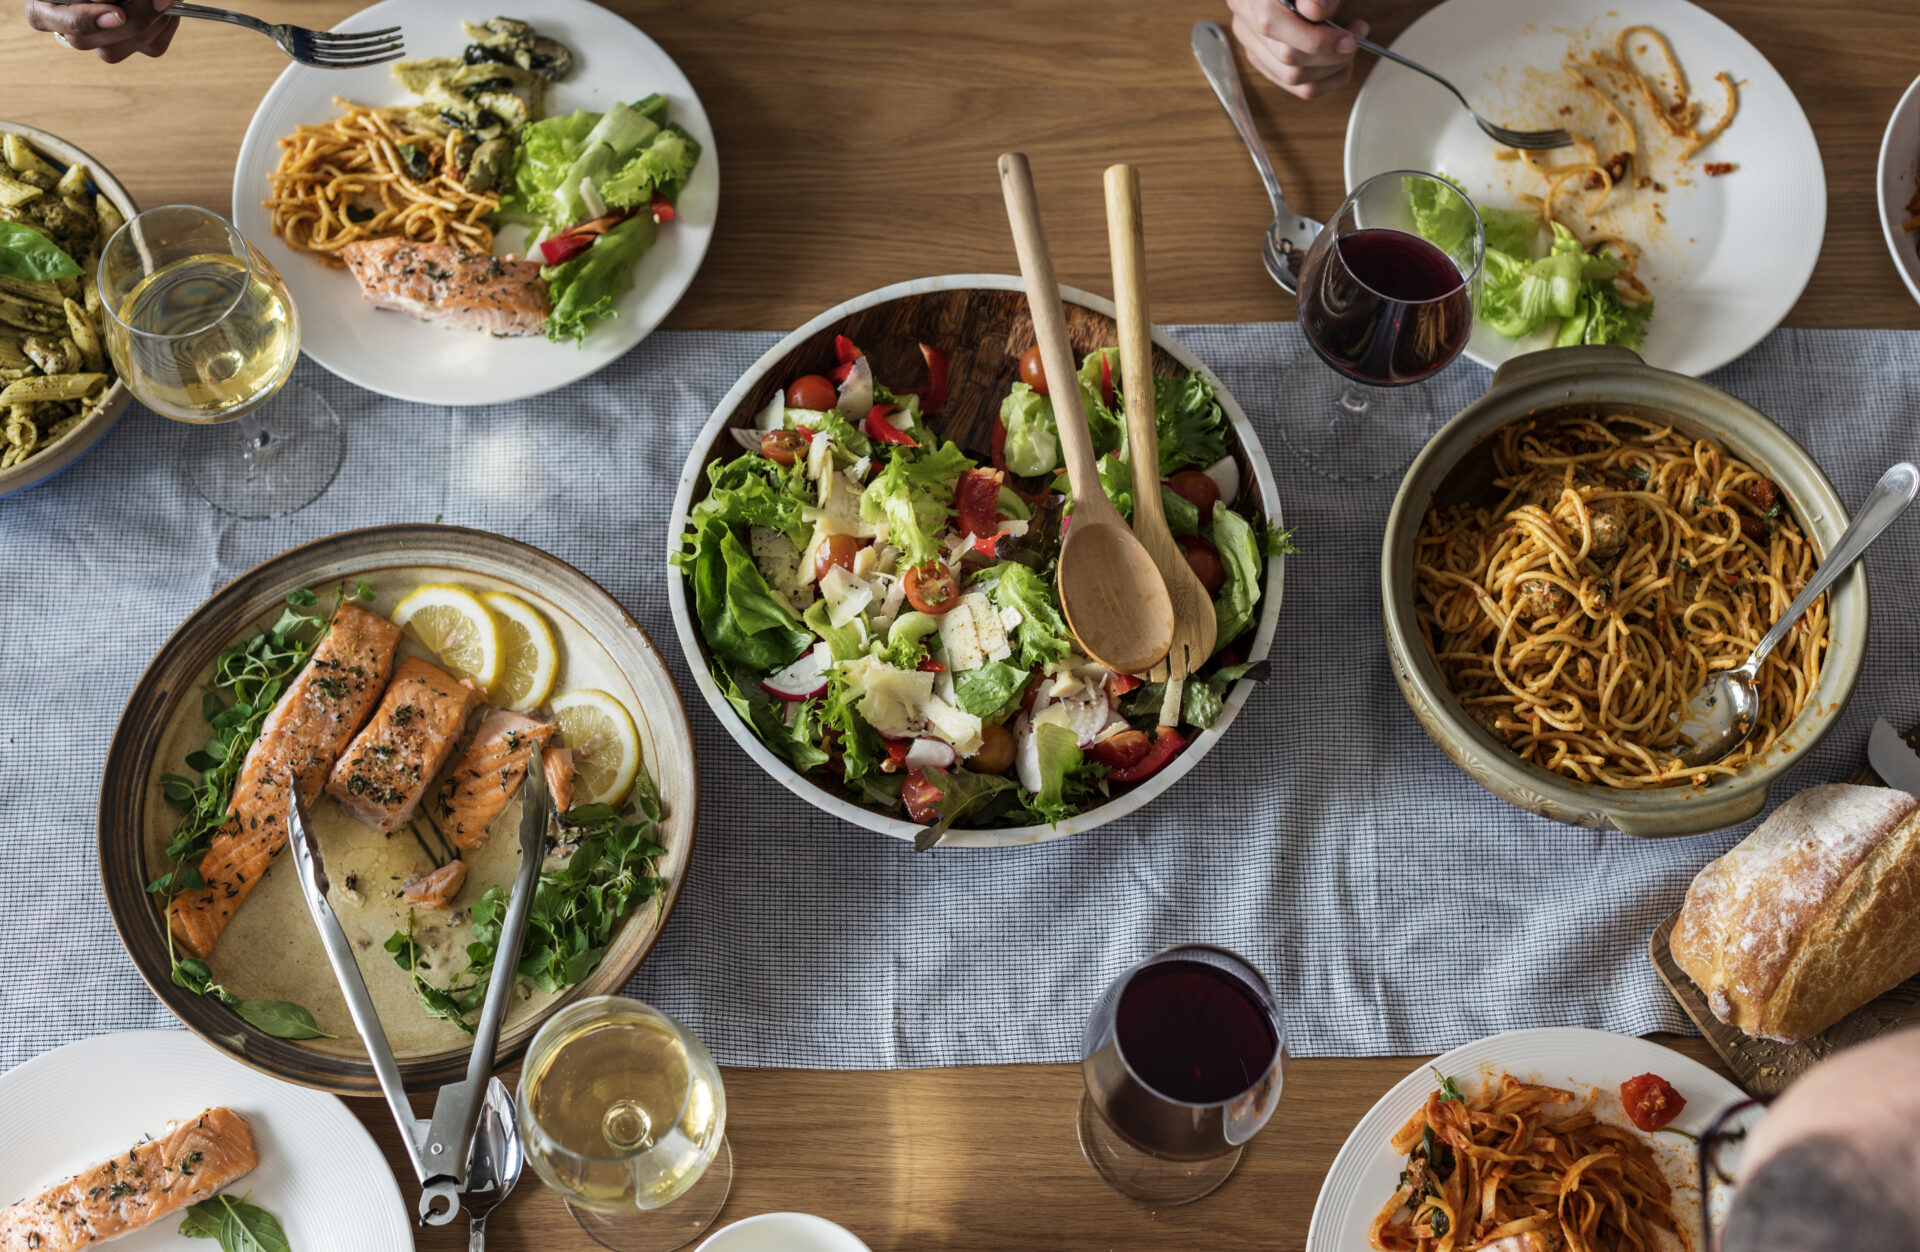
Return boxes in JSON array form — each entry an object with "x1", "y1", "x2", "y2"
[
  {"x1": 97, "y1": 204, "x2": 343, "y2": 518},
  {"x1": 519, "y1": 996, "x2": 732, "y2": 1252}
]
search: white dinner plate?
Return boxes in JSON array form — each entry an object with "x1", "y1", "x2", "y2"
[
  {"x1": 1876, "y1": 74, "x2": 1920, "y2": 308},
  {"x1": 0, "y1": 1030, "x2": 412, "y2": 1250},
  {"x1": 697, "y1": 1212, "x2": 874, "y2": 1252},
  {"x1": 231, "y1": 0, "x2": 718, "y2": 405},
  {"x1": 1345, "y1": 0, "x2": 1823, "y2": 378},
  {"x1": 1306, "y1": 1027, "x2": 1754, "y2": 1250}
]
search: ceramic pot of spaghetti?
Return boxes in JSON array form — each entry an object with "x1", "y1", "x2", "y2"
[{"x1": 1382, "y1": 345, "x2": 1866, "y2": 838}]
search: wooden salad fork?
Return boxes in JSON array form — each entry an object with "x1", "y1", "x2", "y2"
[{"x1": 1104, "y1": 163, "x2": 1217, "y2": 691}]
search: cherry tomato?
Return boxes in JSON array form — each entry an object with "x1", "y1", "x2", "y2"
[
  {"x1": 1107, "y1": 673, "x2": 1143, "y2": 698},
  {"x1": 1105, "y1": 726, "x2": 1186, "y2": 783},
  {"x1": 1018, "y1": 345, "x2": 1049, "y2": 394},
  {"x1": 786, "y1": 374, "x2": 837, "y2": 412},
  {"x1": 953, "y1": 468, "x2": 1005, "y2": 543},
  {"x1": 760, "y1": 428, "x2": 810, "y2": 466},
  {"x1": 904, "y1": 561, "x2": 961, "y2": 614},
  {"x1": 1087, "y1": 729, "x2": 1152, "y2": 772},
  {"x1": 1180, "y1": 535, "x2": 1226, "y2": 596},
  {"x1": 1167, "y1": 470, "x2": 1221, "y2": 524},
  {"x1": 968, "y1": 723, "x2": 1017, "y2": 774},
  {"x1": 1619, "y1": 1074, "x2": 1686, "y2": 1132},
  {"x1": 902, "y1": 767, "x2": 945, "y2": 825},
  {"x1": 813, "y1": 533, "x2": 866, "y2": 582}
]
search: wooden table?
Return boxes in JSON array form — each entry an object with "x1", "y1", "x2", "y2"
[{"x1": 7, "y1": 0, "x2": 1910, "y2": 1245}]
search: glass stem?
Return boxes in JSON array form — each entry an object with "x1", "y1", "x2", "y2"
[{"x1": 1332, "y1": 383, "x2": 1370, "y2": 430}]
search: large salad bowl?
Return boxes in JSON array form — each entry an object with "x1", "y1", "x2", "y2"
[{"x1": 665, "y1": 275, "x2": 1287, "y2": 847}]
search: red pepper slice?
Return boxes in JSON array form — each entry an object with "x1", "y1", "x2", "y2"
[
  {"x1": 1619, "y1": 1074, "x2": 1686, "y2": 1132},
  {"x1": 538, "y1": 232, "x2": 595, "y2": 266},
  {"x1": 916, "y1": 658, "x2": 946, "y2": 673},
  {"x1": 864, "y1": 403, "x2": 917, "y2": 447},
  {"x1": 905, "y1": 342, "x2": 949, "y2": 413},
  {"x1": 1103, "y1": 726, "x2": 1186, "y2": 783},
  {"x1": 902, "y1": 766, "x2": 944, "y2": 824},
  {"x1": 834, "y1": 334, "x2": 864, "y2": 365},
  {"x1": 829, "y1": 361, "x2": 854, "y2": 383},
  {"x1": 1099, "y1": 352, "x2": 1115, "y2": 411},
  {"x1": 953, "y1": 467, "x2": 1004, "y2": 544},
  {"x1": 794, "y1": 424, "x2": 815, "y2": 440},
  {"x1": 650, "y1": 191, "x2": 676, "y2": 222},
  {"x1": 1107, "y1": 673, "x2": 1143, "y2": 697}
]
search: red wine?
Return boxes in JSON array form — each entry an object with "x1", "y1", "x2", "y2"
[
  {"x1": 1299, "y1": 227, "x2": 1472, "y2": 386},
  {"x1": 1115, "y1": 959, "x2": 1278, "y2": 1103}
]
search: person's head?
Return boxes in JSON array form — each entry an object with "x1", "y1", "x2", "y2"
[{"x1": 1718, "y1": 1027, "x2": 1920, "y2": 1251}]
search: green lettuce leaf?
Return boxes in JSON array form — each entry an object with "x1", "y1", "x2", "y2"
[
  {"x1": 1209, "y1": 506, "x2": 1263, "y2": 653},
  {"x1": 1405, "y1": 174, "x2": 1477, "y2": 255},
  {"x1": 1074, "y1": 347, "x2": 1125, "y2": 456},
  {"x1": 1154, "y1": 371, "x2": 1231, "y2": 472},
  {"x1": 858, "y1": 439, "x2": 975, "y2": 567},
  {"x1": 543, "y1": 213, "x2": 659, "y2": 344},
  {"x1": 690, "y1": 454, "x2": 810, "y2": 547},
  {"x1": 977, "y1": 562, "x2": 1073, "y2": 671},
  {"x1": 916, "y1": 767, "x2": 1019, "y2": 849},
  {"x1": 1000, "y1": 383, "x2": 1058, "y2": 476},
  {"x1": 600, "y1": 125, "x2": 702, "y2": 209},
  {"x1": 511, "y1": 108, "x2": 600, "y2": 212},
  {"x1": 951, "y1": 660, "x2": 1028, "y2": 718},
  {"x1": 1554, "y1": 280, "x2": 1653, "y2": 349},
  {"x1": 715, "y1": 660, "x2": 830, "y2": 772},
  {"x1": 786, "y1": 407, "x2": 872, "y2": 457},
  {"x1": 688, "y1": 517, "x2": 812, "y2": 671},
  {"x1": 1008, "y1": 722, "x2": 1105, "y2": 825},
  {"x1": 803, "y1": 600, "x2": 865, "y2": 663}
]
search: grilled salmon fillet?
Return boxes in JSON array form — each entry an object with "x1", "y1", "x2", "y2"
[
  {"x1": 340, "y1": 237, "x2": 549, "y2": 337},
  {"x1": 402, "y1": 859, "x2": 469, "y2": 909},
  {"x1": 326, "y1": 656, "x2": 481, "y2": 830},
  {"x1": 0, "y1": 1108, "x2": 257, "y2": 1251},
  {"x1": 433, "y1": 708, "x2": 558, "y2": 849},
  {"x1": 168, "y1": 602, "x2": 401, "y2": 960},
  {"x1": 546, "y1": 746, "x2": 575, "y2": 817}
]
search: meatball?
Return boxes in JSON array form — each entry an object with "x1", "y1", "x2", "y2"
[
  {"x1": 1587, "y1": 501, "x2": 1630, "y2": 560},
  {"x1": 1519, "y1": 578, "x2": 1574, "y2": 619}
]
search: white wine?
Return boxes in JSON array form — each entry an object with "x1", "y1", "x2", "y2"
[
  {"x1": 107, "y1": 253, "x2": 297, "y2": 424},
  {"x1": 523, "y1": 1008, "x2": 725, "y2": 1213}
]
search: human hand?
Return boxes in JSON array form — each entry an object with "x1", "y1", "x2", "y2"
[
  {"x1": 1226, "y1": 0, "x2": 1369, "y2": 100},
  {"x1": 24, "y1": 0, "x2": 179, "y2": 63}
]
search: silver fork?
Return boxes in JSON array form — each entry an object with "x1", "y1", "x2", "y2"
[
  {"x1": 1281, "y1": 0, "x2": 1569, "y2": 151},
  {"x1": 166, "y1": 2, "x2": 403, "y2": 67}
]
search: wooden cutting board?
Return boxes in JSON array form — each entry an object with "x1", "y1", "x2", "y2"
[{"x1": 1648, "y1": 722, "x2": 1920, "y2": 1095}]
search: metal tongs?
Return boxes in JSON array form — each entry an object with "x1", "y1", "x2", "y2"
[{"x1": 286, "y1": 743, "x2": 550, "y2": 1227}]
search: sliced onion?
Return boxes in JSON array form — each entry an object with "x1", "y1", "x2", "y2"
[
  {"x1": 730, "y1": 427, "x2": 765, "y2": 452},
  {"x1": 1202, "y1": 455, "x2": 1240, "y2": 508}
]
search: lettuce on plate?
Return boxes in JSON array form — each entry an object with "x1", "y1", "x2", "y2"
[
  {"x1": 542, "y1": 213, "x2": 658, "y2": 344},
  {"x1": 684, "y1": 517, "x2": 813, "y2": 672}
]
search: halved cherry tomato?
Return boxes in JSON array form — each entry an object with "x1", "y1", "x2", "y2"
[
  {"x1": 1087, "y1": 729, "x2": 1152, "y2": 772},
  {"x1": 1619, "y1": 1074, "x2": 1685, "y2": 1132},
  {"x1": 1108, "y1": 673, "x2": 1143, "y2": 697},
  {"x1": 902, "y1": 767, "x2": 944, "y2": 824},
  {"x1": 813, "y1": 533, "x2": 866, "y2": 582},
  {"x1": 1104, "y1": 726, "x2": 1186, "y2": 783},
  {"x1": 904, "y1": 561, "x2": 960, "y2": 614},
  {"x1": 786, "y1": 374, "x2": 837, "y2": 412},
  {"x1": 968, "y1": 723, "x2": 1017, "y2": 774},
  {"x1": 1179, "y1": 535, "x2": 1226, "y2": 596},
  {"x1": 1018, "y1": 345, "x2": 1048, "y2": 394},
  {"x1": 649, "y1": 191, "x2": 676, "y2": 222},
  {"x1": 883, "y1": 737, "x2": 913, "y2": 765},
  {"x1": 1099, "y1": 353, "x2": 1115, "y2": 410},
  {"x1": 906, "y1": 343, "x2": 949, "y2": 413},
  {"x1": 760, "y1": 429, "x2": 810, "y2": 466},
  {"x1": 954, "y1": 468, "x2": 1005, "y2": 542},
  {"x1": 865, "y1": 403, "x2": 918, "y2": 447},
  {"x1": 834, "y1": 334, "x2": 864, "y2": 365},
  {"x1": 1167, "y1": 469, "x2": 1221, "y2": 525}
]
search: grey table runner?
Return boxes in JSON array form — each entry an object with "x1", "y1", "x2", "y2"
[{"x1": 4, "y1": 323, "x2": 1918, "y2": 1071}]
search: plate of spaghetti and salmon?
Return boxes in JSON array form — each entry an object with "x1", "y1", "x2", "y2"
[
  {"x1": 1345, "y1": 0, "x2": 1823, "y2": 378},
  {"x1": 98, "y1": 525, "x2": 698, "y2": 1095},
  {"x1": 1307, "y1": 1028, "x2": 1754, "y2": 1252},
  {"x1": 229, "y1": 0, "x2": 717, "y2": 405}
]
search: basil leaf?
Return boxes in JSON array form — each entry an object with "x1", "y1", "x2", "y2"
[
  {"x1": 235, "y1": 998, "x2": 337, "y2": 1040},
  {"x1": 0, "y1": 221, "x2": 81, "y2": 282},
  {"x1": 180, "y1": 1195, "x2": 292, "y2": 1252}
]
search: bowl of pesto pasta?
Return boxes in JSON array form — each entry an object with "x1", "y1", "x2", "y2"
[{"x1": 0, "y1": 122, "x2": 136, "y2": 498}]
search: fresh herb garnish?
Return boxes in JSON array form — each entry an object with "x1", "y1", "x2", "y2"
[
  {"x1": 1431, "y1": 1067, "x2": 1464, "y2": 1103},
  {"x1": 179, "y1": 1193, "x2": 291, "y2": 1252},
  {"x1": 171, "y1": 958, "x2": 335, "y2": 1040},
  {"x1": 386, "y1": 795, "x2": 666, "y2": 1031}
]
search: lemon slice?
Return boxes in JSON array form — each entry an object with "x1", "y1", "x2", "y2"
[
  {"x1": 390, "y1": 584, "x2": 503, "y2": 693},
  {"x1": 480, "y1": 591, "x2": 560, "y2": 713},
  {"x1": 550, "y1": 688, "x2": 642, "y2": 808}
]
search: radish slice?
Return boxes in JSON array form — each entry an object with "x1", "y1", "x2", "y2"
[
  {"x1": 754, "y1": 388, "x2": 787, "y2": 431},
  {"x1": 836, "y1": 356, "x2": 873, "y2": 420},
  {"x1": 1202, "y1": 455, "x2": 1240, "y2": 508},
  {"x1": 731, "y1": 427, "x2": 764, "y2": 453},
  {"x1": 1013, "y1": 713, "x2": 1042, "y2": 793},
  {"x1": 763, "y1": 650, "x2": 828, "y2": 701},
  {"x1": 905, "y1": 738, "x2": 956, "y2": 770}
]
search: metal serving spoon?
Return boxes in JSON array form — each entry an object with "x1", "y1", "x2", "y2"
[
  {"x1": 1677, "y1": 462, "x2": 1920, "y2": 767},
  {"x1": 1190, "y1": 20, "x2": 1323, "y2": 294},
  {"x1": 462, "y1": 1078, "x2": 524, "y2": 1251}
]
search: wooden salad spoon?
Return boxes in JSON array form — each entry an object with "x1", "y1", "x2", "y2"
[
  {"x1": 1104, "y1": 163, "x2": 1217, "y2": 690},
  {"x1": 997, "y1": 152, "x2": 1174, "y2": 677}
]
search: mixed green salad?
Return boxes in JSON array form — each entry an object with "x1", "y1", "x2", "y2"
[
  {"x1": 505, "y1": 92, "x2": 701, "y2": 343},
  {"x1": 1408, "y1": 176, "x2": 1652, "y2": 350},
  {"x1": 676, "y1": 336, "x2": 1292, "y2": 841}
]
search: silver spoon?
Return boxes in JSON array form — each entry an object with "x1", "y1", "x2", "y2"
[
  {"x1": 1191, "y1": 20, "x2": 1323, "y2": 294},
  {"x1": 1678, "y1": 462, "x2": 1920, "y2": 767},
  {"x1": 461, "y1": 1077, "x2": 524, "y2": 1251}
]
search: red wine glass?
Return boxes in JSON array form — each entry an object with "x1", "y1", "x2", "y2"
[
  {"x1": 1288, "y1": 169, "x2": 1484, "y2": 482},
  {"x1": 1078, "y1": 944, "x2": 1287, "y2": 1205}
]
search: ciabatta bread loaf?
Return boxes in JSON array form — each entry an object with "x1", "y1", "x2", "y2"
[{"x1": 1672, "y1": 783, "x2": 1920, "y2": 1043}]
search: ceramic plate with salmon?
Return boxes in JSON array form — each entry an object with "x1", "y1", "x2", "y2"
[
  {"x1": 0, "y1": 1030, "x2": 411, "y2": 1250},
  {"x1": 99, "y1": 526, "x2": 698, "y2": 1095}
]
